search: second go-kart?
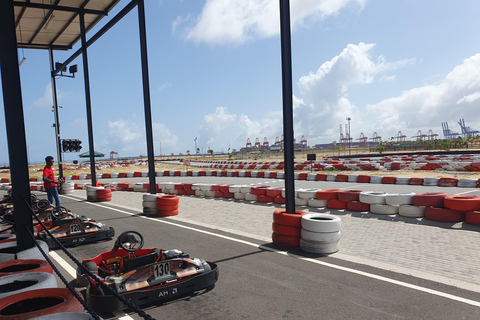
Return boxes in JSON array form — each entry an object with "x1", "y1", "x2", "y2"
[
  {"x1": 35, "y1": 206, "x2": 115, "y2": 249},
  {"x1": 77, "y1": 231, "x2": 218, "y2": 313}
]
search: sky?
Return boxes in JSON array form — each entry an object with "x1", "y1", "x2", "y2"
[{"x1": 2, "y1": 0, "x2": 480, "y2": 164}]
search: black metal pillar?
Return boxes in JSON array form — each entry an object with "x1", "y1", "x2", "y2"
[
  {"x1": 0, "y1": 0, "x2": 34, "y2": 250},
  {"x1": 279, "y1": 0, "x2": 295, "y2": 213},
  {"x1": 137, "y1": 0, "x2": 156, "y2": 194},
  {"x1": 49, "y1": 48, "x2": 64, "y2": 180},
  {"x1": 79, "y1": 13, "x2": 97, "y2": 187}
]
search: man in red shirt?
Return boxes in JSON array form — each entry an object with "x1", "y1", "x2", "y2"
[{"x1": 43, "y1": 156, "x2": 61, "y2": 207}]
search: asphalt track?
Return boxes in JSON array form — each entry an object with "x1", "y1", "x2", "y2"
[{"x1": 40, "y1": 176, "x2": 480, "y2": 319}]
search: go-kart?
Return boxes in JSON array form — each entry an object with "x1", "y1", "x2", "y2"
[
  {"x1": 77, "y1": 231, "x2": 218, "y2": 313},
  {"x1": 35, "y1": 206, "x2": 115, "y2": 249},
  {"x1": 1, "y1": 203, "x2": 115, "y2": 249}
]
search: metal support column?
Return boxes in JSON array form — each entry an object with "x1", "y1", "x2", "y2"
[
  {"x1": 279, "y1": 0, "x2": 295, "y2": 213},
  {"x1": 79, "y1": 13, "x2": 97, "y2": 187},
  {"x1": 0, "y1": 0, "x2": 34, "y2": 250},
  {"x1": 137, "y1": 0, "x2": 156, "y2": 194},
  {"x1": 49, "y1": 48, "x2": 64, "y2": 180}
]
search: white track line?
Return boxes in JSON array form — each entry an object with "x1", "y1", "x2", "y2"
[{"x1": 61, "y1": 195, "x2": 480, "y2": 308}]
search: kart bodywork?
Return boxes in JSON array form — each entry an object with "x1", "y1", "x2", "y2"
[{"x1": 77, "y1": 231, "x2": 218, "y2": 313}]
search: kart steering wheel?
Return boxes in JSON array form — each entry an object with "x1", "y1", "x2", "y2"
[
  {"x1": 51, "y1": 206, "x2": 68, "y2": 219},
  {"x1": 37, "y1": 199, "x2": 51, "y2": 211},
  {"x1": 116, "y1": 231, "x2": 144, "y2": 252}
]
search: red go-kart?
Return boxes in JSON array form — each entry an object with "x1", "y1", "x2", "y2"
[{"x1": 76, "y1": 231, "x2": 218, "y2": 313}]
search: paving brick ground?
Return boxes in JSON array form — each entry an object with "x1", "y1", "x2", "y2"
[{"x1": 63, "y1": 187, "x2": 480, "y2": 294}]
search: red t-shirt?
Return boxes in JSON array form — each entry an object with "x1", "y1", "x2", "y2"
[{"x1": 43, "y1": 165, "x2": 56, "y2": 188}]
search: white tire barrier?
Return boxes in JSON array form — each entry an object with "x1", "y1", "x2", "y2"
[
  {"x1": 0, "y1": 272, "x2": 57, "y2": 299},
  {"x1": 240, "y1": 186, "x2": 252, "y2": 194},
  {"x1": 299, "y1": 239, "x2": 339, "y2": 254},
  {"x1": 86, "y1": 186, "x2": 104, "y2": 201},
  {"x1": 301, "y1": 229, "x2": 341, "y2": 243},
  {"x1": 205, "y1": 190, "x2": 215, "y2": 197},
  {"x1": 385, "y1": 193, "x2": 415, "y2": 206},
  {"x1": 348, "y1": 175, "x2": 358, "y2": 182},
  {"x1": 326, "y1": 174, "x2": 336, "y2": 182},
  {"x1": 60, "y1": 182, "x2": 74, "y2": 195},
  {"x1": 370, "y1": 203, "x2": 399, "y2": 215},
  {"x1": 295, "y1": 198, "x2": 308, "y2": 206},
  {"x1": 369, "y1": 176, "x2": 383, "y2": 184},
  {"x1": 423, "y1": 177, "x2": 439, "y2": 186},
  {"x1": 110, "y1": 172, "x2": 119, "y2": 178},
  {"x1": 126, "y1": 172, "x2": 134, "y2": 178},
  {"x1": 398, "y1": 205, "x2": 426, "y2": 218},
  {"x1": 359, "y1": 191, "x2": 387, "y2": 204},
  {"x1": 297, "y1": 189, "x2": 319, "y2": 200},
  {"x1": 457, "y1": 178, "x2": 478, "y2": 188},
  {"x1": 228, "y1": 185, "x2": 243, "y2": 193},
  {"x1": 307, "y1": 198, "x2": 328, "y2": 208},
  {"x1": 234, "y1": 192, "x2": 245, "y2": 200},
  {"x1": 300, "y1": 213, "x2": 341, "y2": 254},
  {"x1": 395, "y1": 177, "x2": 410, "y2": 185},
  {"x1": 195, "y1": 190, "x2": 206, "y2": 196},
  {"x1": 244, "y1": 193, "x2": 257, "y2": 201},
  {"x1": 301, "y1": 213, "x2": 341, "y2": 233}
]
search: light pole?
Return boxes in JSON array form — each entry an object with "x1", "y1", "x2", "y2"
[
  {"x1": 346, "y1": 117, "x2": 351, "y2": 155},
  {"x1": 194, "y1": 137, "x2": 198, "y2": 160}
]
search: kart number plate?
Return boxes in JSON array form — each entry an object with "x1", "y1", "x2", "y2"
[
  {"x1": 153, "y1": 262, "x2": 170, "y2": 279},
  {"x1": 69, "y1": 224, "x2": 81, "y2": 235}
]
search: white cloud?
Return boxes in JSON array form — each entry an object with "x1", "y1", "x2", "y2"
[
  {"x1": 184, "y1": 0, "x2": 365, "y2": 45},
  {"x1": 99, "y1": 120, "x2": 178, "y2": 156},
  {"x1": 30, "y1": 84, "x2": 53, "y2": 110},
  {"x1": 172, "y1": 15, "x2": 191, "y2": 34},
  {"x1": 294, "y1": 42, "x2": 412, "y2": 144},
  {"x1": 367, "y1": 54, "x2": 480, "y2": 138},
  {"x1": 199, "y1": 106, "x2": 282, "y2": 152}
]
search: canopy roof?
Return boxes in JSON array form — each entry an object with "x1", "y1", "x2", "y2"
[
  {"x1": 79, "y1": 151, "x2": 105, "y2": 158},
  {"x1": 14, "y1": 0, "x2": 120, "y2": 50}
]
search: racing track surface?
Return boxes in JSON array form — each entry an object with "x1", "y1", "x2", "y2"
[{"x1": 47, "y1": 176, "x2": 480, "y2": 319}]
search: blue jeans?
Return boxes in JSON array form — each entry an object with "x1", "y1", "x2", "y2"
[{"x1": 46, "y1": 186, "x2": 61, "y2": 207}]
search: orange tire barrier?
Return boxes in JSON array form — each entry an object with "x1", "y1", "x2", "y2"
[
  {"x1": 118, "y1": 172, "x2": 127, "y2": 178},
  {"x1": 156, "y1": 195, "x2": 179, "y2": 206},
  {"x1": 266, "y1": 187, "x2": 283, "y2": 198},
  {"x1": 327, "y1": 199, "x2": 348, "y2": 210},
  {"x1": 250, "y1": 186, "x2": 270, "y2": 196},
  {"x1": 444, "y1": 195, "x2": 480, "y2": 211},
  {"x1": 156, "y1": 195, "x2": 179, "y2": 216},
  {"x1": 272, "y1": 222, "x2": 301, "y2": 237},
  {"x1": 271, "y1": 232, "x2": 300, "y2": 247},
  {"x1": 425, "y1": 206, "x2": 465, "y2": 222},
  {"x1": 316, "y1": 189, "x2": 341, "y2": 200},
  {"x1": 335, "y1": 174, "x2": 348, "y2": 182},
  {"x1": 0, "y1": 288, "x2": 84, "y2": 319},
  {"x1": 409, "y1": 178, "x2": 424, "y2": 185},
  {"x1": 274, "y1": 196, "x2": 285, "y2": 204},
  {"x1": 273, "y1": 209, "x2": 306, "y2": 227},
  {"x1": 316, "y1": 174, "x2": 327, "y2": 181},
  {"x1": 257, "y1": 195, "x2": 274, "y2": 202},
  {"x1": 357, "y1": 175, "x2": 371, "y2": 183},
  {"x1": 346, "y1": 201, "x2": 371, "y2": 212},
  {"x1": 71, "y1": 175, "x2": 79, "y2": 180},
  {"x1": 382, "y1": 177, "x2": 397, "y2": 184},
  {"x1": 337, "y1": 190, "x2": 362, "y2": 202},
  {"x1": 298, "y1": 173, "x2": 308, "y2": 180},
  {"x1": 465, "y1": 211, "x2": 480, "y2": 225},
  {"x1": 0, "y1": 259, "x2": 53, "y2": 277},
  {"x1": 412, "y1": 192, "x2": 447, "y2": 207},
  {"x1": 102, "y1": 173, "x2": 111, "y2": 178},
  {"x1": 438, "y1": 178, "x2": 458, "y2": 187}
]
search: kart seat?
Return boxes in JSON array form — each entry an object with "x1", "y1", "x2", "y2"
[{"x1": 122, "y1": 250, "x2": 160, "y2": 273}]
